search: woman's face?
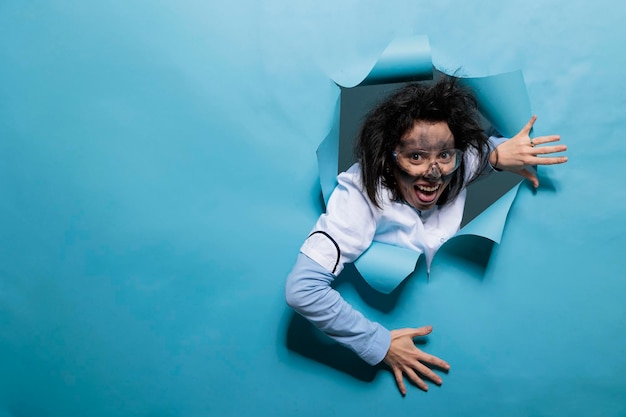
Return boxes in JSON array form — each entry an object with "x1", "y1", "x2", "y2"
[{"x1": 392, "y1": 120, "x2": 456, "y2": 211}]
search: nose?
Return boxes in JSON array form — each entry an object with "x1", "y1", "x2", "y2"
[{"x1": 423, "y1": 162, "x2": 442, "y2": 180}]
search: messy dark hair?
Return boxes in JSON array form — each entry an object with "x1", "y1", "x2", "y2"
[{"x1": 354, "y1": 76, "x2": 490, "y2": 208}]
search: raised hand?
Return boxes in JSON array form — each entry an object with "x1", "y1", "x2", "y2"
[{"x1": 491, "y1": 115, "x2": 568, "y2": 187}]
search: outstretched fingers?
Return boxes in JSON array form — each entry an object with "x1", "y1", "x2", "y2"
[
  {"x1": 496, "y1": 115, "x2": 567, "y2": 187},
  {"x1": 385, "y1": 326, "x2": 451, "y2": 395},
  {"x1": 395, "y1": 358, "x2": 444, "y2": 394},
  {"x1": 530, "y1": 142, "x2": 568, "y2": 166}
]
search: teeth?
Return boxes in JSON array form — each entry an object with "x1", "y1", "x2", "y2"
[{"x1": 416, "y1": 184, "x2": 440, "y2": 192}]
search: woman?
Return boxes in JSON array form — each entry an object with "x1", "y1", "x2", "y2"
[{"x1": 285, "y1": 77, "x2": 567, "y2": 395}]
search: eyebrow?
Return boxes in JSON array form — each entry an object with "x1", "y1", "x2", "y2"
[
  {"x1": 397, "y1": 141, "x2": 455, "y2": 151},
  {"x1": 398, "y1": 136, "x2": 454, "y2": 145}
]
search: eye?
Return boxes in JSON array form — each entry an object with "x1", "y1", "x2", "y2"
[
  {"x1": 409, "y1": 152, "x2": 424, "y2": 162},
  {"x1": 439, "y1": 150, "x2": 454, "y2": 160}
]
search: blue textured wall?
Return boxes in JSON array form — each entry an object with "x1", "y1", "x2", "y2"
[{"x1": 1, "y1": 1, "x2": 624, "y2": 416}]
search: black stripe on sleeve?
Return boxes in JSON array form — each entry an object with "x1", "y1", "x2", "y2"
[{"x1": 307, "y1": 231, "x2": 341, "y2": 274}]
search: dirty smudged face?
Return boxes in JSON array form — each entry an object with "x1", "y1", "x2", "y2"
[{"x1": 392, "y1": 121, "x2": 461, "y2": 211}]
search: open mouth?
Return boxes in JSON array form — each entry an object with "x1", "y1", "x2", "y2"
[
  {"x1": 413, "y1": 183, "x2": 441, "y2": 204},
  {"x1": 415, "y1": 184, "x2": 440, "y2": 193}
]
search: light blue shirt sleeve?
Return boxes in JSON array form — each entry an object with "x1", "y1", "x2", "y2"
[
  {"x1": 488, "y1": 135, "x2": 509, "y2": 171},
  {"x1": 285, "y1": 252, "x2": 391, "y2": 366},
  {"x1": 465, "y1": 135, "x2": 510, "y2": 182}
]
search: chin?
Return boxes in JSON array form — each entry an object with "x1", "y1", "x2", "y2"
[{"x1": 413, "y1": 201, "x2": 438, "y2": 211}]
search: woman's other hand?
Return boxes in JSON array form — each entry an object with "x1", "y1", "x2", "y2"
[
  {"x1": 490, "y1": 115, "x2": 568, "y2": 187},
  {"x1": 383, "y1": 326, "x2": 450, "y2": 395}
]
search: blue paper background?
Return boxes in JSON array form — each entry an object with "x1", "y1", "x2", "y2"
[{"x1": 1, "y1": 1, "x2": 625, "y2": 416}]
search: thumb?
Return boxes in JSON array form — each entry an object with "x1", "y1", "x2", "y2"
[
  {"x1": 520, "y1": 115, "x2": 537, "y2": 135},
  {"x1": 519, "y1": 168, "x2": 539, "y2": 188},
  {"x1": 408, "y1": 325, "x2": 433, "y2": 337}
]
